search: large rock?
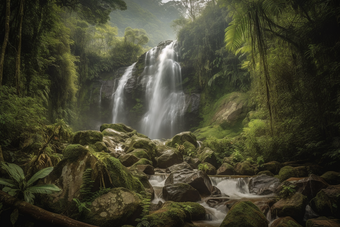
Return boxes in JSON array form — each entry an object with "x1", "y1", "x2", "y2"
[
  {"x1": 260, "y1": 161, "x2": 282, "y2": 175},
  {"x1": 306, "y1": 217, "x2": 340, "y2": 227},
  {"x1": 278, "y1": 166, "x2": 308, "y2": 182},
  {"x1": 220, "y1": 201, "x2": 268, "y2": 227},
  {"x1": 271, "y1": 192, "x2": 307, "y2": 221},
  {"x1": 119, "y1": 154, "x2": 140, "y2": 167},
  {"x1": 166, "y1": 162, "x2": 193, "y2": 173},
  {"x1": 165, "y1": 169, "x2": 213, "y2": 197},
  {"x1": 185, "y1": 157, "x2": 201, "y2": 169},
  {"x1": 87, "y1": 187, "x2": 142, "y2": 227},
  {"x1": 166, "y1": 131, "x2": 198, "y2": 148},
  {"x1": 278, "y1": 174, "x2": 329, "y2": 200},
  {"x1": 321, "y1": 171, "x2": 340, "y2": 185},
  {"x1": 217, "y1": 163, "x2": 235, "y2": 175},
  {"x1": 156, "y1": 148, "x2": 183, "y2": 168},
  {"x1": 310, "y1": 185, "x2": 340, "y2": 218},
  {"x1": 124, "y1": 135, "x2": 157, "y2": 161},
  {"x1": 249, "y1": 174, "x2": 280, "y2": 195},
  {"x1": 198, "y1": 147, "x2": 219, "y2": 169},
  {"x1": 72, "y1": 130, "x2": 103, "y2": 145},
  {"x1": 134, "y1": 164, "x2": 154, "y2": 175},
  {"x1": 100, "y1": 123, "x2": 134, "y2": 134},
  {"x1": 129, "y1": 149, "x2": 151, "y2": 160},
  {"x1": 101, "y1": 128, "x2": 129, "y2": 143},
  {"x1": 162, "y1": 183, "x2": 201, "y2": 202},
  {"x1": 63, "y1": 144, "x2": 89, "y2": 161},
  {"x1": 198, "y1": 162, "x2": 216, "y2": 175},
  {"x1": 271, "y1": 217, "x2": 302, "y2": 227},
  {"x1": 234, "y1": 161, "x2": 255, "y2": 175}
]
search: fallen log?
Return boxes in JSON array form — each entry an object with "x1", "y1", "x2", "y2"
[{"x1": 0, "y1": 190, "x2": 98, "y2": 227}]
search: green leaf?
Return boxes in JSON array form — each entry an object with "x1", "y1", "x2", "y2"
[
  {"x1": 1, "y1": 162, "x2": 25, "y2": 183},
  {"x1": 0, "y1": 178, "x2": 16, "y2": 187},
  {"x1": 26, "y1": 184, "x2": 61, "y2": 194},
  {"x1": 10, "y1": 209, "x2": 19, "y2": 225},
  {"x1": 27, "y1": 167, "x2": 54, "y2": 187}
]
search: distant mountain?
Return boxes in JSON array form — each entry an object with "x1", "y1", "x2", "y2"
[{"x1": 110, "y1": 0, "x2": 183, "y2": 47}]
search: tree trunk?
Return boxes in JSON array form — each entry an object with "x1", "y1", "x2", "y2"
[
  {"x1": 0, "y1": 190, "x2": 99, "y2": 227},
  {"x1": 15, "y1": 0, "x2": 24, "y2": 95},
  {"x1": 0, "y1": 0, "x2": 10, "y2": 87}
]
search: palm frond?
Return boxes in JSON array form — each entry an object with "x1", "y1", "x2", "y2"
[
  {"x1": 27, "y1": 167, "x2": 54, "y2": 187},
  {"x1": 1, "y1": 162, "x2": 25, "y2": 183}
]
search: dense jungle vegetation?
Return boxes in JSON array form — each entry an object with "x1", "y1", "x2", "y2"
[{"x1": 0, "y1": 0, "x2": 340, "y2": 225}]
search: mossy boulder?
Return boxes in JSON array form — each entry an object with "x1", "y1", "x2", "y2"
[
  {"x1": 271, "y1": 216, "x2": 302, "y2": 227},
  {"x1": 217, "y1": 163, "x2": 235, "y2": 175},
  {"x1": 278, "y1": 166, "x2": 308, "y2": 182},
  {"x1": 261, "y1": 161, "x2": 282, "y2": 175},
  {"x1": 249, "y1": 174, "x2": 280, "y2": 195},
  {"x1": 166, "y1": 131, "x2": 198, "y2": 148},
  {"x1": 220, "y1": 201, "x2": 268, "y2": 227},
  {"x1": 310, "y1": 185, "x2": 340, "y2": 218},
  {"x1": 130, "y1": 158, "x2": 153, "y2": 168},
  {"x1": 257, "y1": 170, "x2": 274, "y2": 177},
  {"x1": 119, "y1": 154, "x2": 140, "y2": 167},
  {"x1": 185, "y1": 157, "x2": 201, "y2": 169},
  {"x1": 162, "y1": 183, "x2": 201, "y2": 202},
  {"x1": 124, "y1": 135, "x2": 157, "y2": 161},
  {"x1": 72, "y1": 130, "x2": 103, "y2": 145},
  {"x1": 63, "y1": 144, "x2": 89, "y2": 161},
  {"x1": 129, "y1": 149, "x2": 150, "y2": 160},
  {"x1": 91, "y1": 141, "x2": 108, "y2": 153},
  {"x1": 86, "y1": 187, "x2": 143, "y2": 227},
  {"x1": 234, "y1": 161, "x2": 255, "y2": 175},
  {"x1": 156, "y1": 148, "x2": 183, "y2": 168},
  {"x1": 134, "y1": 164, "x2": 154, "y2": 175},
  {"x1": 101, "y1": 128, "x2": 129, "y2": 143},
  {"x1": 145, "y1": 201, "x2": 205, "y2": 227},
  {"x1": 167, "y1": 162, "x2": 193, "y2": 173},
  {"x1": 321, "y1": 171, "x2": 340, "y2": 185},
  {"x1": 198, "y1": 147, "x2": 219, "y2": 169},
  {"x1": 306, "y1": 217, "x2": 340, "y2": 227},
  {"x1": 100, "y1": 123, "x2": 134, "y2": 133},
  {"x1": 271, "y1": 192, "x2": 307, "y2": 221},
  {"x1": 198, "y1": 162, "x2": 216, "y2": 175},
  {"x1": 183, "y1": 141, "x2": 197, "y2": 156}
]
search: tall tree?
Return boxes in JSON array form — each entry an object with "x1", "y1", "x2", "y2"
[{"x1": 0, "y1": 0, "x2": 10, "y2": 88}]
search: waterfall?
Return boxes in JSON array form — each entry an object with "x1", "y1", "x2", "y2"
[
  {"x1": 140, "y1": 41, "x2": 186, "y2": 139},
  {"x1": 111, "y1": 63, "x2": 136, "y2": 124}
]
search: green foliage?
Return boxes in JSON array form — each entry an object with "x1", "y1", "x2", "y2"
[
  {"x1": 279, "y1": 183, "x2": 296, "y2": 199},
  {"x1": 175, "y1": 143, "x2": 185, "y2": 153},
  {"x1": 135, "y1": 192, "x2": 151, "y2": 227},
  {"x1": 198, "y1": 163, "x2": 209, "y2": 172},
  {"x1": 0, "y1": 162, "x2": 60, "y2": 204},
  {"x1": 257, "y1": 156, "x2": 264, "y2": 167},
  {"x1": 232, "y1": 150, "x2": 244, "y2": 162},
  {"x1": 203, "y1": 137, "x2": 235, "y2": 163},
  {"x1": 0, "y1": 86, "x2": 46, "y2": 147}
]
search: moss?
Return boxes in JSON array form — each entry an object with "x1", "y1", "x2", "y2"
[
  {"x1": 91, "y1": 141, "x2": 108, "y2": 153},
  {"x1": 72, "y1": 130, "x2": 103, "y2": 145},
  {"x1": 278, "y1": 166, "x2": 296, "y2": 182},
  {"x1": 193, "y1": 121, "x2": 243, "y2": 140},
  {"x1": 100, "y1": 123, "x2": 134, "y2": 133},
  {"x1": 125, "y1": 136, "x2": 157, "y2": 160},
  {"x1": 220, "y1": 201, "x2": 267, "y2": 227},
  {"x1": 63, "y1": 144, "x2": 89, "y2": 161},
  {"x1": 257, "y1": 170, "x2": 274, "y2": 177},
  {"x1": 310, "y1": 186, "x2": 340, "y2": 218},
  {"x1": 131, "y1": 158, "x2": 153, "y2": 168},
  {"x1": 271, "y1": 217, "x2": 302, "y2": 227},
  {"x1": 321, "y1": 171, "x2": 340, "y2": 185},
  {"x1": 183, "y1": 141, "x2": 196, "y2": 156},
  {"x1": 130, "y1": 149, "x2": 150, "y2": 160},
  {"x1": 166, "y1": 132, "x2": 198, "y2": 148}
]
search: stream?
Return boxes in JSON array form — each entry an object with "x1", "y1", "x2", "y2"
[{"x1": 149, "y1": 174, "x2": 276, "y2": 227}]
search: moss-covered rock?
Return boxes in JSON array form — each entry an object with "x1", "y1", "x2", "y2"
[
  {"x1": 217, "y1": 163, "x2": 235, "y2": 175},
  {"x1": 166, "y1": 131, "x2": 198, "y2": 148},
  {"x1": 271, "y1": 216, "x2": 302, "y2": 227},
  {"x1": 185, "y1": 157, "x2": 201, "y2": 169},
  {"x1": 145, "y1": 201, "x2": 205, "y2": 227},
  {"x1": 63, "y1": 144, "x2": 89, "y2": 161},
  {"x1": 306, "y1": 217, "x2": 340, "y2": 227},
  {"x1": 119, "y1": 154, "x2": 140, "y2": 167},
  {"x1": 183, "y1": 141, "x2": 197, "y2": 156},
  {"x1": 101, "y1": 128, "x2": 129, "y2": 143},
  {"x1": 234, "y1": 161, "x2": 255, "y2": 175},
  {"x1": 124, "y1": 135, "x2": 157, "y2": 161},
  {"x1": 87, "y1": 187, "x2": 143, "y2": 227},
  {"x1": 129, "y1": 149, "x2": 150, "y2": 160},
  {"x1": 198, "y1": 147, "x2": 219, "y2": 169},
  {"x1": 162, "y1": 183, "x2": 201, "y2": 202},
  {"x1": 72, "y1": 130, "x2": 103, "y2": 145},
  {"x1": 261, "y1": 161, "x2": 282, "y2": 175},
  {"x1": 100, "y1": 123, "x2": 135, "y2": 133},
  {"x1": 278, "y1": 166, "x2": 308, "y2": 182},
  {"x1": 130, "y1": 158, "x2": 153, "y2": 168},
  {"x1": 321, "y1": 171, "x2": 340, "y2": 185},
  {"x1": 167, "y1": 162, "x2": 193, "y2": 173},
  {"x1": 220, "y1": 201, "x2": 268, "y2": 227},
  {"x1": 271, "y1": 193, "x2": 307, "y2": 221},
  {"x1": 257, "y1": 170, "x2": 274, "y2": 177},
  {"x1": 310, "y1": 185, "x2": 340, "y2": 218},
  {"x1": 91, "y1": 141, "x2": 108, "y2": 153},
  {"x1": 156, "y1": 148, "x2": 183, "y2": 168},
  {"x1": 198, "y1": 162, "x2": 216, "y2": 175}
]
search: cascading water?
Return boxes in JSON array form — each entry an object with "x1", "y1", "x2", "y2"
[
  {"x1": 140, "y1": 41, "x2": 186, "y2": 139},
  {"x1": 111, "y1": 63, "x2": 136, "y2": 124}
]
